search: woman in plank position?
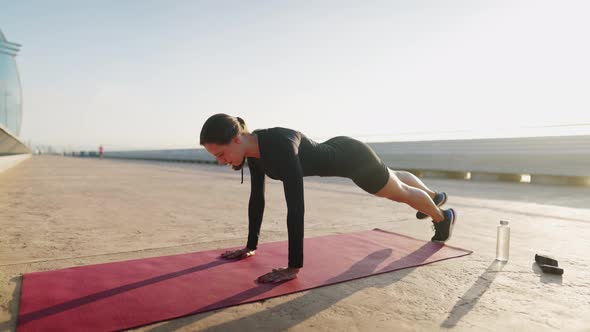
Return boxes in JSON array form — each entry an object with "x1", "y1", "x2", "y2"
[{"x1": 200, "y1": 114, "x2": 455, "y2": 283}]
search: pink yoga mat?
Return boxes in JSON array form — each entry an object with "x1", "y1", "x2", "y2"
[{"x1": 18, "y1": 229, "x2": 472, "y2": 331}]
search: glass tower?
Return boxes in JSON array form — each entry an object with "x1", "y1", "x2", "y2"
[{"x1": 0, "y1": 29, "x2": 23, "y2": 136}]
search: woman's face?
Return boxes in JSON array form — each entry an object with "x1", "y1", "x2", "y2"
[{"x1": 204, "y1": 136, "x2": 244, "y2": 167}]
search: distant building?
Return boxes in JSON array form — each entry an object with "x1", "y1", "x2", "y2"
[
  {"x1": 0, "y1": 29, "x2": 23, "y2": 137},
  {"x1": 1, "y1": 28, "x2": 30, "y2": 172}
]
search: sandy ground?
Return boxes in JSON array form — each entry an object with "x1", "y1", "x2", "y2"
[{"x1": 1, "y1": 155, "x2": 590, "y2": 331}]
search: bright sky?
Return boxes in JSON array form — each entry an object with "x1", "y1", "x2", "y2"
[{"x1": 1, "y1": 0, "x2": 589, "y2": 151}]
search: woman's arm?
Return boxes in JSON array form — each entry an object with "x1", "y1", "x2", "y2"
[
  {"x1": 282, "y1": 162, "x2": 305, "y2": 269},
  {"x1": 256, "y1": 158, "x2": 304, "y2": 283},
  {"x1": 256, "y1": 131, "x2": 305, "y2": 283},
  {"x1": 246, "y1": 158, "x2": 266, "y2": 251}
]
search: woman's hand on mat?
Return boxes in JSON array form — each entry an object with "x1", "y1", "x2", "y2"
[
  {"x1": 257, "y1": 267, "x2": 300, "y2": 283},
  {"x1": 220, "y1": 248, "x2": 255, "y2": 259}
]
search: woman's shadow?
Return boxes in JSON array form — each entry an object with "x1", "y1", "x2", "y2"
[
  {"x1": 0, "y1": 276, "x2": 23, "y2": 332},
  {"x1": 145, "y1": 242, "x2": 444, "y2": 332}
]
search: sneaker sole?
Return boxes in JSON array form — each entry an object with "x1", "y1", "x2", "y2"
[
  {"x1": 432, "y1": 208, "x2": 456, "y2": 243},
  {"x1": 416, "y1": 193, "x2": 448, "y2": 220}
]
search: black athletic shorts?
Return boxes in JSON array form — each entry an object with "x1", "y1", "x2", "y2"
[{"x1": 322, "y1": 136, "x2": 391, "y2": 194}]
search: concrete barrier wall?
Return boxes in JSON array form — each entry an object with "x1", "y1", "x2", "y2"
[
  {"x1": 369, "y1": 135, "x2": 590, "y2": 185},
  {"x1": 377, "y1": 153, "x2": 590, "y2": 175},
  {"x1": 0, "y1": 153, "x2": 31, "y2": 174},
  {"x1": 0, "y1": 124, "x2": 31, "y2": 175},
  {"x1": 103, "y1": 149, "x2": 216, "y2": 163},
  {"x1": 80, "y1": 135, "x2": 590, "y2": 186},
  {"x1": 0, "y1": 125, "x2": 31, "y2": 155}
]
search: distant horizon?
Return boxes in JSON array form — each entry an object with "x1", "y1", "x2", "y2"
[{"x1": 29, "y1": 123, "x2": 590, "y2": 153}]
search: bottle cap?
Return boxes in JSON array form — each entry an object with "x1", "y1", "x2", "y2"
[{"x1": 500, "y1": 220, "x2": 509, "y2": 225}]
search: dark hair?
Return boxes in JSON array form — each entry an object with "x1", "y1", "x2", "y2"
[{"x1": 199, "y1": 114, "x2": 248, "y2": 146}]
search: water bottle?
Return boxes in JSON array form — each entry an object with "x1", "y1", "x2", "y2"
[{"x1": 496, "y1": 220, "x2": 510, "y2": 261}]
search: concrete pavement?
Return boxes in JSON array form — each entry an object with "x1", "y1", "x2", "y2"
[{"x1": 1, "y1": 156, "x2": 589, "y2": 331}]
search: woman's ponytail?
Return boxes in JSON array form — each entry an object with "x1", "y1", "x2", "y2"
[{"x1": 236, "y1": 116, "x2": 248, "y2": 132}]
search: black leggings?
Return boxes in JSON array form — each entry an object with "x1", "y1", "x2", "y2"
[{"x1": 322, "y1": 136, "x2": 391, "y2": 194}]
